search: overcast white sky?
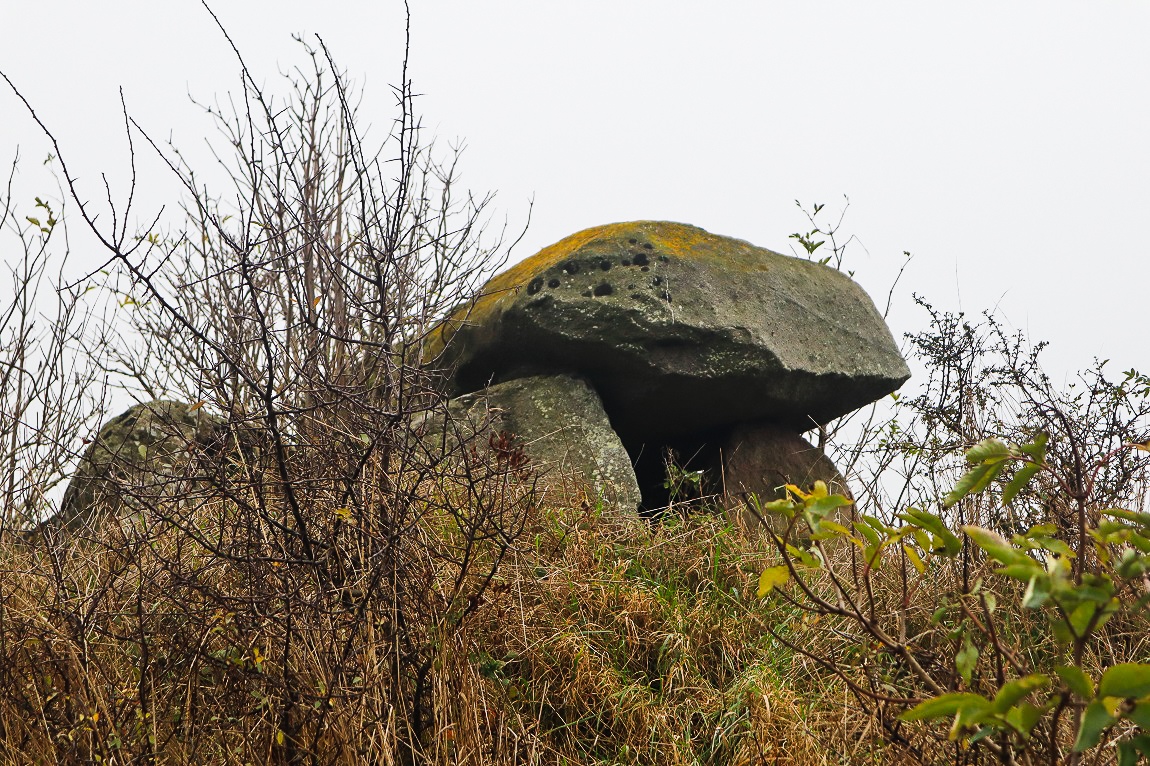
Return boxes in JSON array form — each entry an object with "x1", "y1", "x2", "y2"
[{"x1": 1, "y1": 1, "x2": 1147, "y2": 386}]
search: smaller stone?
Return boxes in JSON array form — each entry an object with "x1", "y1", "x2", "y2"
[
  {"x1": 413, "y1": 375, "x2": 641, "y2": 515},
  {"x1": 716, "y1": 422, "x2": 852, "y2": 532},
  {"x1": 49, "y1": 400, "x2": 223, "y2": 533}
]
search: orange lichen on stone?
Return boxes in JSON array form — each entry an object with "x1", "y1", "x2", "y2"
[
  {"x1": 423, "y1": 221, "x2": 769, "y2": 359},
  {"x1": 422, "y1": 223, "x2": 619, "y2": 359}
]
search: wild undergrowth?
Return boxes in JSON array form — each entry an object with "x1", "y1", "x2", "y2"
[
  {"x1": 1, "y1": 486, "x2": 933, "y2": 765},
  {"x1": 3, "y1": 12, "x2": 1149, "y2": 765}
]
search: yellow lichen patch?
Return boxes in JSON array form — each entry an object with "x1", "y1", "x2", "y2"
[{"x1": 421, "y1": 221, "x2": 790, "y2": 361}]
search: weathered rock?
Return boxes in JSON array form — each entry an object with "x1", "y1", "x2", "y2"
[
  {"x1": 414, "y1": 375, "x2": 642, "y2": 514},
  {"x1": 715, "y1": 422, "x2": 852, "y2": 531},
  {"x1": 50, "y1": 400, "x2": 223, "y2": 532},
  {"x1": 428, "y1": 221, "x2": 909, "y2": 441}
]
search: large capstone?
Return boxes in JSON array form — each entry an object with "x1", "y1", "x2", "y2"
[
  {"x1": 428, "y1": 221, "x2": 909, "y2": 442},
  {"x1": 413, "y1": 374, "x2": 642, "y2": 515}
]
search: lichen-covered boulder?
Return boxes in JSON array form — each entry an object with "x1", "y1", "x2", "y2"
[
  {"x1": 414, "y1": 375, "x2": 642, "y2": 515},
  {"x1": 50, "y1": 400, "x2": 222, "y2": 532},
  {"x1": 428, "y1": 221, "x2": 909, "y2": 440}
]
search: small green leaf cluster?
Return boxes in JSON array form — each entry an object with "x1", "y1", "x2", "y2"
[
  {"x1": 754, "y1": 433, "x2": 1150, "y2": 763},
  {"x1": 942, "y1": 435, "x2": 1047, "y2": 509},
  {"x1": 24, "y1": 195, "x2": 58, "y2": 234}
]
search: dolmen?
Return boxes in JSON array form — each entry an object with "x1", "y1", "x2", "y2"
[
  {"x1": 51, "y1": 221, "x2": 910, "y2": 533},
  {"x1": 422, "y1": 220, "x2": 910, "y2": 521}
]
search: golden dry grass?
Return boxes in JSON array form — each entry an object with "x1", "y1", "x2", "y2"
[
  {"x1": 0, "y1": 488, "x2": 932, "y2": 765},
  {"x1": 8, "y1": 485, "x2": 1138, "y2": 765}
]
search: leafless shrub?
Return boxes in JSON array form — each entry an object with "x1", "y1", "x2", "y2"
[
  {"x1": 0, "y1": 157, "x2": 110, "y2": 539},
  {"x1": 839, "y1": 298, "x2": 1150, "y2": 534},
  {"x1": 1, "y1": 10, "x2": 537, "y2": 763}
]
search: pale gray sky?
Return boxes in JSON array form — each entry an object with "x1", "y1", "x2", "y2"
[{"x1": 2, "y1": 1, "x2": 1147, "y2": 383}]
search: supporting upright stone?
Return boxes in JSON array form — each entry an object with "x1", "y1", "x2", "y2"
[
  {"x1": 414, "y1": 374, "x2": 642, "y2": 516},
  {"x1": 716, "y1": 422, "x2": 853, "y2": 532}
]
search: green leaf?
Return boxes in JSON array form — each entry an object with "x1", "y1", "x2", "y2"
[
  {"x1": 901, "y1": 692, "x2": 990, "y2": 722},
  {"x1": 1105, "y1": 508, "x2": 1150, "y2": 528},
  {"x1": 1019, "y1": 432, "x2": 1048, "y2": 459},
  {"x1": 818, "y1": 520, "x2": 851, "y2": 536},
  {"x1": 899, "y1": 509, "x2": 963, "y2": 556},
  {"x1": 1005, "y1": 702, "x2": 1044, "y2": 738},
  {"x1": 899, "y1": 507, "x2": 945, "y2": 535},
  {"x1": 964, "y1": 526, "x2": 1031, "y2": 565},
  {"x1": 1003, "y1": 462, "x2": 1041, "y2": 505},
  {"x1": 785, "y1": 543, "x2": 821, "y2": 569},
  {"x1": 1050, "y1": 613, "x2": 1074, "y2": 646},
  {"x1": 1117, "y1": 549, "x2": 1150, "y2": 579},
  {"x1": 1118, "y1": 739, "x2": 1138, "y2": 766},
  {"x1": 1074, "y1": 699, "x2": 1116, "y2": 752},
  {"x1": 967, "y1": 725, "x2": 996, "y2": 744},
  {"x1": 903, "y1": 544, "x2": 926, "y2": 574},
  {"x1": 761, "y1": 498, "x2": 797, "y2": 518},
  {"x1": 1067, "y1": 601, "x2": 1096, "y2": 636},
  {"x1": 945, "y1": 462, "x2": 1004, "y2": 508},
  {"x1": 1126, "y1": 700, "x2": 1150, "y2": 729},
  {"x1": 1100, "y1": 664, "x2": 1150, "y2": 700},
  {"x1": 1022, "y1": 574, "x2": 1052, "y2": 608},
  {"x1": 856, "y1": 520, "x2": 882, "y2": 548},
  {"x1": 1055, "y1": 665, "x2": 1095, "y2": 699},
  {"x1": 808, "y1": 494, "x2": 852, "y2": 517},
  {"x1": 965, "y1": 438, "x2": 1011, "y2": 463},
  {"x1": 757, "y1": 566, "x2": 790, "y2": 598},
  {"x1": 936, "y1": 528, "x2": 963, "y2": 557},
  {"x1": 1131, "y1": 733, "x2": 1150, "y2": 756},
  {"x1": 996, "y1": 562, "x2": 1044, "y2": 581},
  {"x1": 991, "y1": 674, "x2": 1050, "y2": 713},
  {"x1": 956, "y1": 637, "x2": 979, "y2": 685}
]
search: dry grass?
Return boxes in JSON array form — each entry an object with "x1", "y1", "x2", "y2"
[
  {"x1": 0, "y1": 484, "x2": 932, "y2": 765},
  {"x1": 6, "y1": 476, "x2": 1145, "y2": 764},
  {"x1": 458, "y1": 504, "x2": 921, "y2": 765}
]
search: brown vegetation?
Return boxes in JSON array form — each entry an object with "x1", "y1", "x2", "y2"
[{"x1": 2, "y1": 11, "x2": 1148, "y2": 766}]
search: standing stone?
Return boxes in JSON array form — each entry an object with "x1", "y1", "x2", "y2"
[
  {"x1": 414, "y1": 375, "x2": 642, "y2": 515},
  {"x1": 716, "y1": 422, "x2": 852, "y2": 531}
]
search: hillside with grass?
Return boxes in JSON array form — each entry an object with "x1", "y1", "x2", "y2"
[{"x1": 3, "y1": 31, "x2": 1150, "y2": 766}]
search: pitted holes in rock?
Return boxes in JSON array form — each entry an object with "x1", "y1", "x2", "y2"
[
  {"x1": 528, "y1": 277, "x2": 544, "y2": 295},
  {"x1": 593, "y1": 282, "x2": 614, "y2": 297},
  {"x1": 599, "y1": 259, "x2": 612, "y2": 271},
  {"x1": 547, "y1": 278, "x2": 560, "y2": 289},
  {"x1": 562, "y1": 261, "x2": 581, "y2": 275}
]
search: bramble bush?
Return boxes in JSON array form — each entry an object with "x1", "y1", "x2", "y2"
[{"x1": 755, "y1": 335, "x2": 1150, "y2": 763}]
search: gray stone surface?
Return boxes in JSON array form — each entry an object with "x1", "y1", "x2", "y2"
[
  {"x1": 415, "y1": 375, "x2": 642, "y2": 514},
  {"x1": 51, "y1": 400, "x2": 222, "y2": 532},
  {"x1": 427, "y1": 221, "x2": 910, "y2": 440}
]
